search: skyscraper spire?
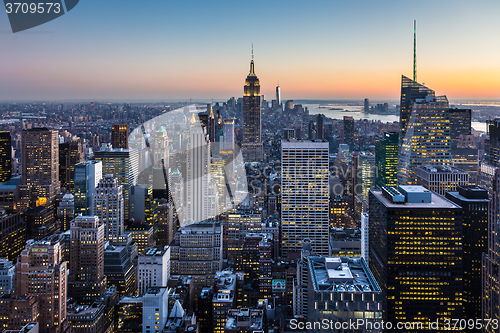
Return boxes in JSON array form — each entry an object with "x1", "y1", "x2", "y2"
[
  {"x1": 413, "y1": 20, "x2": 417, "y2": 83},
  {"x1": 252, "y1": 43, "x2": 254, "y2": 60}
]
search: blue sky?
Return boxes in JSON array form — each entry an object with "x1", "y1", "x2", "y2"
[{"x1": 1, "y1": 0, "x2": 500, "y2": 101}]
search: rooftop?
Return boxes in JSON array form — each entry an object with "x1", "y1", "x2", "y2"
[
  {"x1": 419, "y1": 165, "x2": 467, "y2": 174},
  {"x1": 375, "y1": 186, "x2": 460, "y2": 209},
  {"x1": 309, "y1": 257, "x2": 381, "y2": 294}
]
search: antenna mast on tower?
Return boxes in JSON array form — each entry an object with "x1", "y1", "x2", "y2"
[{"x1": 413, "y1": 20, "x2": 417, "y2": 83}]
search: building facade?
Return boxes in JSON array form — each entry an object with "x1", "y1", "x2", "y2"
[{"x1": 281, "y1": 140, "x2": 329, "y2": 257}]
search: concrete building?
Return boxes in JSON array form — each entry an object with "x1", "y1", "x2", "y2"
[
  {"x1": 15, "y1": 239, "x2": 69, "y2": 333},
  {"x1": 281, "y1": 140, "x2": 329, "y2": 257},
  {"x1": 68, "y1": 215, "x2": 107, "y2": 304},
  {"x1": 94, "y1": 147, "x2": 138, "y2": 220},
  {"x1": 307, "y1": 257, "x2": 382, "y2": 332},
  {"x1": 137, "y1": 247, "x2": 170, "y2": 296},
  {"x1": 212, "y1": 271, "x2": 237, "y2": 333},
  {"x1": 170, "y1": 221, "x2": 223, "y2": 285},
  {"x1": 142, "y1": 287, "x2": 169, "y2": 333},
  {"x1": 19, "y1": 128, "x2": 60, "y2": 210},
  {"x1": 57, "y1": 193, "x2": 74, "y2": 232},
  {"x1": 93, "y1": 175, "x2": 124, "y2": 241},
  {"x1": 74, "y1": 160, "x2": 102, "y2": 217},
  {"x1": 0, "y1": 258, "x2": 15, "y2": 296},
  {"x1": 416, "y1": 165, "x2": 469, "y2": 196}
]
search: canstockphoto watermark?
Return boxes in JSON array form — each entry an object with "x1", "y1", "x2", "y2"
[
  {"x1": 4, "y1": 0, "x2": 79, "y2": 33},
  {"x1": 289, "y1": 319, "x2": 424, "y2": 331}
]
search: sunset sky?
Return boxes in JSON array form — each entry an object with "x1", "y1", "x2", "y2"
[{"x1": 1, "y1": 0, "x2": 500, "y2": 101}]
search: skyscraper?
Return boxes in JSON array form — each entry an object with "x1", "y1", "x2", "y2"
[
  {"x1": 242, "y1": 52, "x2": 262, "y2": 162},
  {"x1": 375, "y1": 132, "x2": 398, "y2": 187},
  {"x1": 59, "y1": 137, "x2": 84, "y2": 193},
  {"x1": 446, "y1": 185, "x2": 489, "y2": 321},
  {"x1": 276, "y1": 85, "x2": 281, "y2": 106},
  {"x1": 94, "y1": 147, "x2": 138, "y2": 220},
  {"x1": 16, "y1": 239, "x2": 69, "y2": 333},
  {"x1": 93, "y1": 175, "x2": 124, "y2": 240},
  {"x1": 357, "y1": 152, "x2": 375, "y2": 202},
  {"x1": 111, "y1": 124, "x2": 129, "y2": 149},
  {"x1": 364, "y1": 98, "x2": 370, "y2": 113},
  {"x1": 19, "y1": 128, "x2": 60, "y2": 209},
  {"x1": 343, "y1": 116, "x2": 354, "y2": 150},
  {"x1": 185, "y1": 116, "x2": 215, "y2": 223},
  {"x1": 369, "y1": 186, "x2": 463, "y2": 329},
  {"x1": 398, "y1": 77, "x2": 453, "y2": 184},
  {"x1": 281, "y1": 140, "x2": 329, "y2": 257},
  {"x1": 317, "y1": 114, "x2": 324, "y2": 140},
  {"x1": 0, "y1": 131, "x2": 11, "y2": 183},
  {"x1": 448, "y1": 108, "x2": 471, "y2": 148},
  {"x1": 485, "y1": 118, "x2": 500, "y2": 165},
  {"x1": 74, "y1": 160, "x2": 103, "y2": 217},
  {"x1": 69, "y1": 215, "x2": 107, "y2": 304}
]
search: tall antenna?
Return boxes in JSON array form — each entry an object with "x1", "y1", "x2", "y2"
[
  {"x1": 252, "y1": 43, "x2": 254, "y2": 60},
  {"x1": 413, "y1": 20, "x2": 417, "y2": 83}
]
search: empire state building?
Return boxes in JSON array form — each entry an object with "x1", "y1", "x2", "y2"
[{"x1": 242, "y1": 54, "x2": 262, "y2": 162}]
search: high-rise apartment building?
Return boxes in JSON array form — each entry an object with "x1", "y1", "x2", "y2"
[
  {"x1": 94, "y1": 147, "x2": 138, "y2": 220},
  {"x1": 93, "y1": 175, "x2": 124, "y2": 240},
  {"x1": 111, "y1": 124, "x2": 129, "y2": 149},
  {"x1": 343, "y1": 116, "x2": 354, "y2": 150},
  {"x1": 281, "y1": 140, "x2": 329, "y2": 257},
  {"x1": 74, "y1": 160, "x2": 102, "y2": 217},
  {"x1": 242, "y1": 55, "x2": 262, "y2": 162},
  {"x1": 15, "y1": 239, "x2": 69, "y2": 333},
  {"x1": 398, "y1": 77, "x2": 453, "y2": 184},
  {"x1": 369, "y1": 186, "x2": 463, "y2": 329},
  {"x1": 375, "y1": 132, "x2": 398, "y2": 187},
  {"x1": 69, "y1": 215, "x2": 107, "y2": 304},
  {"x1": 20, "y1": 128, "x2": 60, "y2": 210},
  {"x1": 0, "y1": 132, "x2": 11, "y2": 183},
  {"x1": 446, "y1": 186, "x2": 489, "y2": 320}
]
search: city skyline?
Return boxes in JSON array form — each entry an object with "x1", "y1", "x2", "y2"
[{"x1": 1, "y1": 0, "x2": 500, "y2": 101}]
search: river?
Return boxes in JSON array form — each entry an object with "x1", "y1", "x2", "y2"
[{"x1": 304, "y1": 104, "x2": 487, "y2": 132}]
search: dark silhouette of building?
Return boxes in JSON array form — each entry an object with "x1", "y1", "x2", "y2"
[
  {"x1": 343, "y1": 116, "x2": 354, "y2": 149},
  {"x1": 448, "y1": 108, "x2": 471, "y2": 148},
  {"x1": 0, "y1": 131, "x2": 11, "y2": 183},
  {"x1": 446, "y1": 185, "x2": 488, "y2": 320},
  {"x1": 112, "y1": 124, "x2": 129, "y2": 149},
  {"x1": 369, "y1": 186, "x2": 463, "y2": 328}
]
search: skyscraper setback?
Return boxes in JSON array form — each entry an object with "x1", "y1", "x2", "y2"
[{"x1": 242, "y1": 52, "x2": 262, "y2": 162}]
